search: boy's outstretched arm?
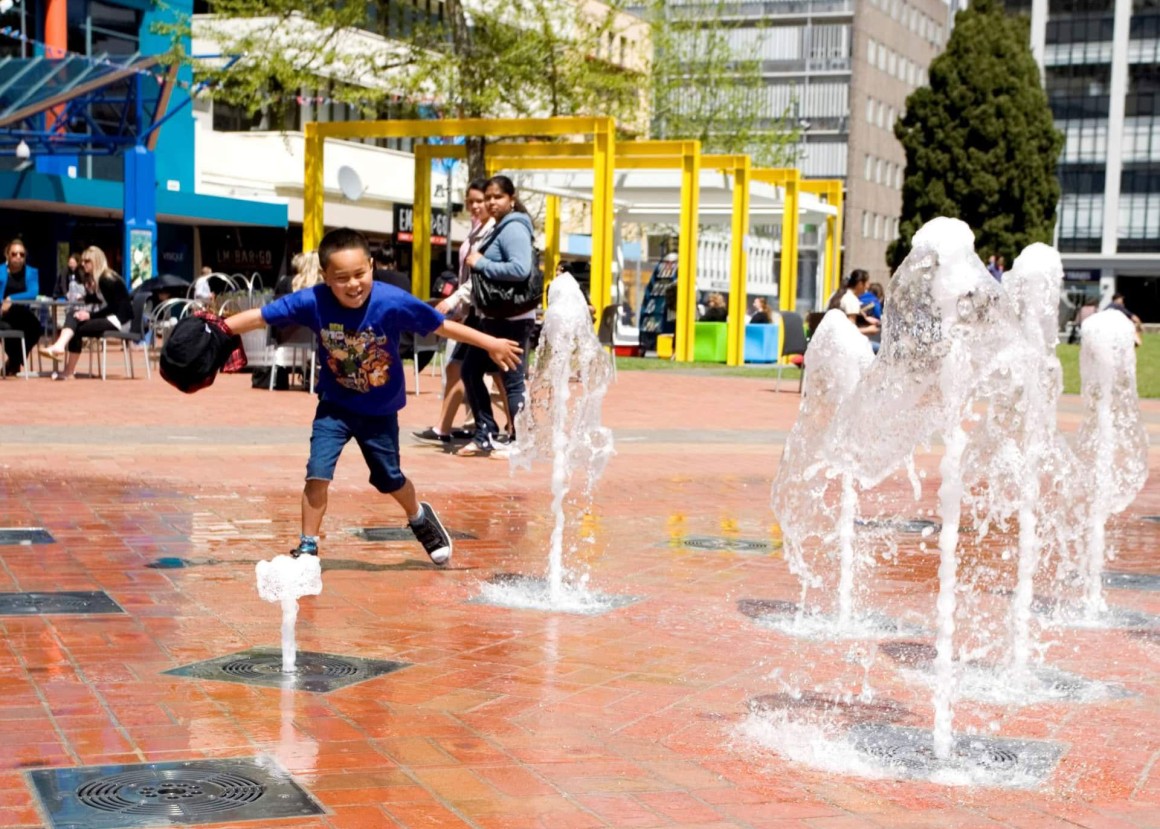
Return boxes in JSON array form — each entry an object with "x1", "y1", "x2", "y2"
[
  {"x1": 222, "y1": 309, "x2": 269, "y2": 335},
  {"x1": 438, "y1": 320, "x2": 523, "y2": 371}
]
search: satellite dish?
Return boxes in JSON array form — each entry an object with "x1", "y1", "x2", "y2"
[{"x1": 337, "y1": 165, "x2": 366, "y2": 201}]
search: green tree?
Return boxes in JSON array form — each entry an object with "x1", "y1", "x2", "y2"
[
  {"x1": 181, "y1": 0, "x2": 645, "y2": 179},
  {"x1": 645, "y1": 0, "x2": 799, "y2": 166},
  {"x1": 887, "y1": 0, "x2": 1062, "y2": 269}
]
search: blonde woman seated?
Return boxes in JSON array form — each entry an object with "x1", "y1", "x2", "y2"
[{"x1": 38, "y1": 246, "x2": 132, "y2": 380}]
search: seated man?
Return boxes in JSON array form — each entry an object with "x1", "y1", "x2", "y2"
[{"x1": 0, "y1": 238, "x2": 44, "y2": 374}]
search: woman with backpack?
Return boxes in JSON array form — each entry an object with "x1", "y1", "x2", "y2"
[{"x1": 456, "y1": 175, "x2": 540, "y2": 457}]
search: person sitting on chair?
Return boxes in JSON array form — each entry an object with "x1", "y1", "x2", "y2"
[
  {"x1": 0, "y1": 238, "x2": 44, "y2": 375},
  {"x1": 38, "y1": 246, "x2": 131, "y2": 380}
]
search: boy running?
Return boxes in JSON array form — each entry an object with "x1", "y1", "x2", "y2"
[{"x1": 226, "y1": 228, "x2": 522, "y2": 565}]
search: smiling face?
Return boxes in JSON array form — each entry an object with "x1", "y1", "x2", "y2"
[{"x1": 323, "y1": 247, "x2": 374, "y2": 309}]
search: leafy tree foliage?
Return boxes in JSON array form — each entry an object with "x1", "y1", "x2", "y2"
[
  {"x1": 645, "y1": 0, "x2": 799, "y2": 165},
  {"x1": 888, "y1": 0, "x2": 1063, "y2": 269}
]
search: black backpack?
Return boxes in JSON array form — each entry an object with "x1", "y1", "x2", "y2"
[
  {"x1": 160, "y1": 315, "x2": 238, "y2": 394},
  {"x1": 471, "y1": 221, "x2": 543, "y2": 318}
]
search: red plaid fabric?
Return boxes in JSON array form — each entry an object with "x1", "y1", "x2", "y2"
[{"x1": 194, "y1": 310, "x2": 248, "y2": 373}]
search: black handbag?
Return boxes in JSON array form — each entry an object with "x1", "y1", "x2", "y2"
[{"x1": 471, "y1": 222, "x2": 543, "y2": 318}]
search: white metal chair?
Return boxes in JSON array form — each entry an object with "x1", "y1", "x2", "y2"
[
  {"x1": 270, "y1": 328, "x2": 316, "y2": 393},
  {"x1": 411, "y1": 331, "x2": 444, "y2": 394},
  {"x1": 98, "y1": 292, "x2": 152, "y2": 380},
  {"x1": 0, "y1": 328, "x2": 28, "y2": 380}
]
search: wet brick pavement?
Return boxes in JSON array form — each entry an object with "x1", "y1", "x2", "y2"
[{"x1": 0, "y1": 367, "x2": 1159, "y2": 827}]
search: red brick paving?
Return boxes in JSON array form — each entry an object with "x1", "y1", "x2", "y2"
[{"x1": 0, "y1": 367, "x2": 1158, "y2": 828}]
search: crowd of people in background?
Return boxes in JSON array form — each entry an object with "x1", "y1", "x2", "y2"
[{"x1": 3, "y1": 211, "x2": 1152, "y2": 392}]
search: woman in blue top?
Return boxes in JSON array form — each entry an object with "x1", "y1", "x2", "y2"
[
  {"x1": 0, "y1": 238, "x2": 43, "y2": 375},
  {"x1": 458, "y1": 175, "x2": 538, "y2": 457}
]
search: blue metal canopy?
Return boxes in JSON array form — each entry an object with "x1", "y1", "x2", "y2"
[{"x1": 0, "y1": 49, "x2": 187, "y2": 156}]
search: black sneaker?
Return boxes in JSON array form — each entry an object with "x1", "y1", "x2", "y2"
[
  {"x1": 290, "y1": 541, "x2": 318, "y2": 558},
  {"x1": 413, "y1": 427, "x2": 451, "y2": 444},
  {"x1": 450, "y1": 428, "x2": 475, "y2": 440},
  {"x1": 409, "y1": 502, "x2": 452, "y2": 565}
]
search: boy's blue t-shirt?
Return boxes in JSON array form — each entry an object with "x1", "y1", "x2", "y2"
[{"x1": 261, "y1": 282, "x2": 444, "y2": 415}]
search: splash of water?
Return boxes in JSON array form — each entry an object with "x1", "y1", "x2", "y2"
[
  {"x1": 509, "y1": 273, "x2": 614, "y2": 605},
  {"x1": 1075, "y1": 310, "x2": 1148, "y2": 618},
  {"x1": 770, "y1": 309, "x2": 873, "y2": 627},
  {"x1": 995, "y1": 245, "x2": 1071, "y2": 683},
  {"x1": 255, "y1": 554, "x2": 323, "y2": 672}
]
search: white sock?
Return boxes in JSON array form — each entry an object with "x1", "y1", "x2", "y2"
[{"x1": 409, "y1": 509, "x2": 424, "y2": 523}]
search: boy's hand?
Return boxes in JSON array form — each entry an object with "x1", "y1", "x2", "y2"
[{"x1": 488, "y1": 337, "x2": 523, "y2": 371}]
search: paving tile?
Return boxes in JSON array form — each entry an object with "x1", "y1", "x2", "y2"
[{"x1": 1, "y1": 374, "x2": 1159, "y2": 828}]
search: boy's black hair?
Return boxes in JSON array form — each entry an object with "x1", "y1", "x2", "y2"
[{"x1": 318, "y1": 227, "x2": 372, "y2": 269}]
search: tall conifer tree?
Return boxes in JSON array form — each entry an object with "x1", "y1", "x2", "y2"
[{"x1": 887, "y1": 0, "x2": 1063, "y2": 269}]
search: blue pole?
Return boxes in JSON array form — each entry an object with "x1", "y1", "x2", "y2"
[{"x1": 123, "y1": 144, "x2": 157, "y2": 288}]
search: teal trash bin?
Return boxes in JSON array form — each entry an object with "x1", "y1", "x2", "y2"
[
  {"x1": 744, "y1": 323, "x2": 779, "y2": 363},
  {"x1": 693, "y1": 322, "x2": 728, "y2": 363}
]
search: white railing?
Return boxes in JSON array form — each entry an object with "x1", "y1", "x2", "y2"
[{"x1": 694, "y1": 233, "x2": 779, "y2": 297}]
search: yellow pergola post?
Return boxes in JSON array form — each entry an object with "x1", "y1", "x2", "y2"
[
  {"x1": 677, "y1": 141, "x2": 700, "y2": 363},
  {"x1": 413, "y1": 147, "x2": 433, "y2": 298},
  {"x1": 303, "y1": 123, "x2": 324, "y2": 251},
  {"x1": 590, "y1": 119, "x2": 615, "y2": 317},
  {"x1": 751, "y1": 168, "x2": 801, "y2": 312},
  {"x1": 704, "y1": 155, "x2": 750, "y2": 367},
  {"x1": 802, "y1": 179, "x2": 844, "y2": 305},
  {"x1": 544, "y1": 194, "x2": 561, "y2": 304}
]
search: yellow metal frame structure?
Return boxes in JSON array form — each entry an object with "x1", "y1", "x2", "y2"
[
  {"x1": 750, "y1": 168, "x2": 802, "y2": 314},
  {"x1": 486, "y1": 140, "x2": 705, "y2": 361},
  {"x1": 304, "y1": 117, "x2": 615, "y2": 302},
  {"x1": 801, "y1": 179, "x2": 844, "y2": 304},
  {"x1": 304, "y1": 119, "x2": 831, "y2": 367}
]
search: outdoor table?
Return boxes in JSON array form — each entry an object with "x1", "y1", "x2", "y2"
[{"x1": 10, "y1": 299, "x2": 92, "y2": 377}]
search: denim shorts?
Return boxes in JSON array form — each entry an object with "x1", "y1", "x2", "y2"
[{"x1": 306, "y1": 401, "x2": 406, "y2": 494}]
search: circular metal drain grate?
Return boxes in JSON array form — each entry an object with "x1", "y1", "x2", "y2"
[
  {"x1": 737, "y1": 598, "x2": 798, "y2": 619},
  {"x1": 878, "y1": 641, "x2": 938, "y2": 666},
  {"x1": 971, "y1": 745, "x2": 1020, "y2": 770},
  {"x1": 682, "y1": 536, "x2": 772, "y2": 552},
  {"x1": 76, "y1": 768, "x2": 265, "y2": 816},
  {"x1": 861, "y1": 738, "x2": 937, "y2": 771},
  {"x1": 221, "y1": 654, "x2": 361, "y2": 678},
  {"x1": 749, "y1": 691, "x2": 911, "y2": 725}
]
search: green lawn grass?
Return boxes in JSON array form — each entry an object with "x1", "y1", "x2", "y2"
[
  {"x1": 618, "y1": 333, "x2": 1158, "y2": 397},
  {"x1": 1057, "y1": 331, "x2": 1160, "y2": 398},
  {"x1": 614, "y1": 356, "x2": 800, "y2": 380}
]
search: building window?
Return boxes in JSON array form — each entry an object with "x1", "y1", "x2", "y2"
[
  {"x1": 1058, "y1": 193, "x2": 1104, "y2": 251},
  {"x1": 1118, "y1": 191, "x2": 1160, "y2": 249},
  {"x1": 866, "y1": 97, "x2": 875, "y2": 122},
  {"x1": 874, "y1": 214, "x2": 882, "y2": 239},
  {"x1": 862, "y1": 211, "x2": 871, "y2": 238},
  {"x1": 1124, "y1": 117, "x2": 1160, "y2": 162},
  {"x1": 865, "y1": 154, "x2": 873, "y2": 180}
]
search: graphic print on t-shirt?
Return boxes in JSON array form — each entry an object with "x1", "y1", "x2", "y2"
[{"x1": 320, "y1": 324, "x2": 392, "y2": 392}]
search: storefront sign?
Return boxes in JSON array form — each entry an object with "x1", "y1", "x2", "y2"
[
  {"x1": 200, "y1": 227, "x2": 286, "y2": 285},
  {"x1": 394, "y1": 205, "x2": 449, "y2": 245}
]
